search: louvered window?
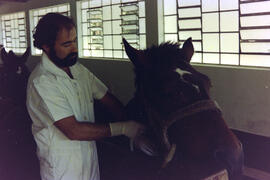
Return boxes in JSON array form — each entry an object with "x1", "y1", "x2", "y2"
[
  {"x1": 0, "y1": 12, "x2": 27, "y2": 53},
  {"x1": 29, "y1": 4, "x2": 71, "y2": 55},
  {"x1": 77, "y1": 0, "x2": 146, "y2": 59},
  {"x1": 164, "y1": 0, "x2": 270, "y2": 67}
]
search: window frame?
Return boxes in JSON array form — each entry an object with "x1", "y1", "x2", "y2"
[
  {"x1": 77, "y1": 0, "x2": 146, "y2": 60},
  {"x1": 163, "y1": 0, "x2": 270, "y2": 68},
  {"x1": 29, "y1": 3, "x2": 71, "y2": 56},
  {"x1": 0, "y1": 11, "x2": 27, "y2": 54}
]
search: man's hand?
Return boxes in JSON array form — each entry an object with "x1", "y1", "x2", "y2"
[
  {"x1": 134, "y1": 134, "x2": 159, "y2": 156},
  {"x1": 109, "y1": 121, "x2": 145, "y2": 139}
]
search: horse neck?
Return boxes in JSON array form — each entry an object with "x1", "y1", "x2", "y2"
[{"x1": 0, "y1": 66, "x2": 29, "y2": 106}]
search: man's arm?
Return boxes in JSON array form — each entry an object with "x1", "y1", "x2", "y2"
[
  {"x1": 54, "y1": 91, "x2": 144, "y2": 141},
  {"x1": 97, "y1": 92, "x2": 127, "y2": 122},
  {"x1": 54, "y1": 115, "x2": 145, "y2": 141},
  {"x1": 54, "y1": 116, "x2": 111, "y2": 141}
]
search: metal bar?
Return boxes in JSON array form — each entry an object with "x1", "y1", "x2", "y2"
[
  {"x1": 200, "y1": 0, "x2": 203, "y2": 63},
  {"x1": 201, "y1": 9, "x2": 238, "y2": 14},
  {"x1": 176, "y1": 0, "x2": 180, "y2": 42},
  {"x1": 240, "y1": 12, "x2": 270, "y2": 17},
  {"x1": 195, "y1": 51, "x2": 270, "y2": 56},
  {"x1": 239, "y1": 0, "x2": 242, "y2": 64},
  {"x1": 240, "y1": 26, "x2": 270, "y2": 30},
  {"x1": 240, "y1": 0, "x2": 270, "y2": 4},
  {"x1": 178, "y1": 28, "x2": 202, "y2": 31},
  {"x1": 218, "y1": 0, "x2": 221, "y2": 64},
  {"x1": 241, "y1": 39, "x2": 270, "y2": 42},
  {"x1": 195, "y1": 51, "x2": 239, "y2": 54},
  {"x1": 202, "y1": 31, "x2": 240, "y2": 34},
  {"x1": 177, "y1": 5, "x2": 201, "y2": 9},
  {"x1": 120, "y1": 13, "x2": 139, "y2": 17},
  {"x1": 179, "y1": 39, "x2": 202, "y2": 42},
  {"x1": 178, "y1": 17, "x2": 201, "y2": 20},
  {"x1": 120, "y1": 32, "x2": 140, "y2": 35},
  {"x1": 120, "y1": 22, "x2": 139, "y2": 26},
  {"x1": 120, "y1": 2, "x2": 139, "y2": 6},
  {"x1": 87, "y1": 6, "x2": 103, "y2": 10},
  {"x1": 240, "y1": 52, "x2": 270, "y2": 55}
]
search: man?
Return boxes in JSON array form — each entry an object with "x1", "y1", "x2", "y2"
[{"x1": 26, "y1": 13, "x2": 144, "y2": 180}]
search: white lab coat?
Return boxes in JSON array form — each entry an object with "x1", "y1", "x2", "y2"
[{"x1": 26, "y1": 53, "x2": 108, "y2": 180}]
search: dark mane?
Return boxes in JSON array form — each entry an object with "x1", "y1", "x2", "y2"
[{"x1": 144, "y1": 42, "x2": 182, "y2": 64}]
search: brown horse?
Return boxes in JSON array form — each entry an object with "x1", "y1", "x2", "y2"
[
  {"x1": 0, "y1": 47, "x2": 40, "y2": 180},
  {"x1": 124, "y1": 38, "x2": 243, "y2": 180},
  {"x1": 0, "y1": 47, "x2": 30, "y2": 106}
]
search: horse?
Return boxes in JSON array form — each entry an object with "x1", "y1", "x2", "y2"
[
  {"x1": 0, "y1": 47, "x2": 30, "y2": 106},
  {"x1": 123, "y1": 38, "x2": 244, "y2": 180},
  {"x1": 0, "y1": 47, "x2": 40, "y2": 180}
]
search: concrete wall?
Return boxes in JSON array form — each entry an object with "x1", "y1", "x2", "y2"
[{"x1": 1, "y1": 0, "x2": 270, "y2": 137}]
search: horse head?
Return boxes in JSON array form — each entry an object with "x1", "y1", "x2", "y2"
[
  {"x1": 0, "y1": 47, "x2": 30, "y2": 105},
  {"x1": 123, "y1": 38, "x2": 212, "y2": 116},
  {"x1": 1, "y1": 47, "x2": 30, "y2": 76}
]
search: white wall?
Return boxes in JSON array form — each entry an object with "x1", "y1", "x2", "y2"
[{"x1": 1, "y1": 0, "x2": 270, "y2": 137}]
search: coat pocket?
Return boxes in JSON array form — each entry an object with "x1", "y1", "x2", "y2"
[{"x1": 50, "y1": 147, "x2": 83, "y2": 180}]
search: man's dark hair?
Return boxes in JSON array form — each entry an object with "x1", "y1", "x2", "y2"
[{"x1": 33, "y1": 13, "x2": 75, "y2": 50}]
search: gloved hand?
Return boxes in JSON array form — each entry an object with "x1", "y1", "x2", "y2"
[
  {"x1": 134, "y1": 134, "x2": 159, "y2": 156},
  {"x1": 109, "y1": 120, "x2": 145, "y2": 139}
]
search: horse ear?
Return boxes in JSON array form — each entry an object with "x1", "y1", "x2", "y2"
[
  {"x1": 21, "y1": 47, "x2": 30, "y2": 63},
  {"x1": 9, "y1": 50, "x2": 15, "y2": 57},
  {"x1": 182, "y1": 37, "x2": 194, "y2": 62},
  {"x1": 1, "y1": 47, "x2": 8, "y2": 63},
  {"x1": 122, "y1": 38, "x2": 145, "y2": 67}
]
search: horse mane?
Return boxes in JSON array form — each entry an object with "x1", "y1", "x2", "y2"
[
  {"x1": 145, "y1": 42, "x2": 182, "y2": 65},
  {"x1": 133, "y1": 41, "x2": 183, "y2": 96}
]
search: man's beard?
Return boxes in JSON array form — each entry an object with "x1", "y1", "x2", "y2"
[{"x1": 49, "y1": 48, "x2": 78, "y2": 68}]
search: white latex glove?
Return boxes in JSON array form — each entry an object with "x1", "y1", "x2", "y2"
[{"x1": 109, "y1": 120, "x2": 145, "y2": 139}]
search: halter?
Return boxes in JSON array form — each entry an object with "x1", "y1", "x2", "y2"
[{"x1": 139, "y1": 81, "x2": 221, "y2": 167}]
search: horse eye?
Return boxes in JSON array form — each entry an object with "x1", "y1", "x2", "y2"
[{"x1": 16, "y1": 66, "x2": 22, "y2": 74}]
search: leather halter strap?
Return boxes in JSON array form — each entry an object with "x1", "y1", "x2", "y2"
[
  {"x1": 162, "y1": 100, "x2": 221, "y2": 150},
  {"x1": 160, "y1": 100, "x2": 221, "y2": 167}
]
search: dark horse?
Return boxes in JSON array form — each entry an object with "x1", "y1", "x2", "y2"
[
  {"x1": 0, "y1": 47, "x2": 30, "y2": 105},
  {"x1": 123, "y1": 38, "x2": 243, "y2": 180},
  {"x1": 0, "y1": 47, "x2": 40, "y2": 180}
]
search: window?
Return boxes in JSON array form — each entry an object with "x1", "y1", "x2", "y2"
[
  {"x1": 0, "y1": 12, "x2": 27, "y2": 53},
  {"x1": 77, "y1": 0, "x2": 146, "y2": 60},
  {"x1": 29, "y1": 3, "x2": 70, "y2": 55},
  {"x1": 163, "y1": 0, "x2": 270, "y2": 67}
]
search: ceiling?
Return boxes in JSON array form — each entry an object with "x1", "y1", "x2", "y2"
[{"x1": 0, "y1": 0, "x2": 29, "y2": 2}]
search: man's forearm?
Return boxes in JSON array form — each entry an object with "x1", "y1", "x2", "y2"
[
  {"x1": 70, "y1": 122, "x2": 111, "y2": 141},
  {"x1": 54, "y1": 116, "x2": 112, "y2": 141}
]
